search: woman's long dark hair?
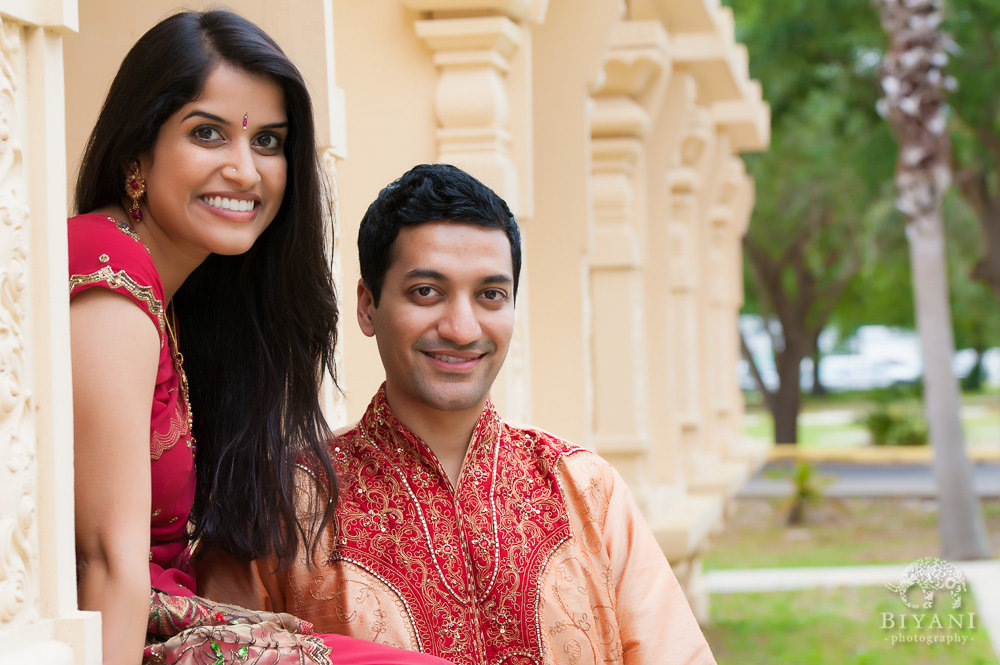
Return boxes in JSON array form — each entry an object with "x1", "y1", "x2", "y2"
[{"x1": 75, "y1": 10, "x2": 338, "y2": 567}]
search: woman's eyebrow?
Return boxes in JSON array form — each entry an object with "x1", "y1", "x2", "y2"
[
  {"x1": 180, "y1": 110, "x2": 288, "y2": 130},
  {"x1": 181, "y1": 110, "x2": 227, "y2": 124}
]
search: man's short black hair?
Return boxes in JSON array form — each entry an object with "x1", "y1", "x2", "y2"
[{"x1": 358, "y1": 163, "x2": 521, "y2": 305}]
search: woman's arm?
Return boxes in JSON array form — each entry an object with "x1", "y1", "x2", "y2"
[{"x1": 71, "y1": 288, "x2": 160, "y2": 665}]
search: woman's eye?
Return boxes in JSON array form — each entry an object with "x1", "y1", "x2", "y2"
[
  {"x1": 482, "y1": 289, "x2": 508, "y2": 302},
  {"x1": 414, "y1": 286, "x2": 435, "y2": 298},
  {"x1": 254, "y1": 133, "x2": 283, "y2": 152},
  {"x1": 192, "y1": 126, "x2": 222, "y2": 142}
]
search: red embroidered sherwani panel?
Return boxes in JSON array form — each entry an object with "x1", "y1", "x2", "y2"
[{"x1": 200, "y1": 388, "x2": 715, "y2": 665}]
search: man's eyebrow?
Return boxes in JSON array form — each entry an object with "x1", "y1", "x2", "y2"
[
  {"x1": 403, "y1": 269, "x2": 513, "y2": 285},
  {"x1": 404, "y1": 269, "x2": 447, "y2": 281},
  {"x1": 181, "y1": 110, "x2": 288, "y2": 129}
]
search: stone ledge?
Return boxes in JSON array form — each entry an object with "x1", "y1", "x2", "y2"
[
  {"x1": 687, "y1": 458, "x2": 751, "y2": 498},
  {"x1": 768, "y1": 444, "x2": 1000, "y2": 464},
  {"x1": 649, "y1": 492, "x2": 724, "y2": 563}
]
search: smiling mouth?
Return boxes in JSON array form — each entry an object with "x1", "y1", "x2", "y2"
[
  {"x1": 202, "y1": 196, "x2": 257, "y2": 212},
  {"x1": 424, "y1": 352, "x2": 484, "y2": 364}
]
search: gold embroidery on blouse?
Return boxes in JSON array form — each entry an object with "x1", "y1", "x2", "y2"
[
  {"x1": 68, "y1": 265, "x2": 165, "y2": 339},
  {"x1": 99, "y1": 253, "x2": 110, "y2": 263},
  {"x1": 150, "y1": 406, "x2": 189, "y2": 460}
]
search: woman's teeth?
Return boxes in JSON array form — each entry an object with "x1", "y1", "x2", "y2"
[{"x1": 203, "y1": 196, "x2": 255, "y2": 212}]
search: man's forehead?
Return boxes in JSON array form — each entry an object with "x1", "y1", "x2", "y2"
[{"x1": 388, "y1": 221, "x2": 512, "y2": 273}]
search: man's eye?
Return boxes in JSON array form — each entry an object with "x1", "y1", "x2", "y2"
[
  {"x1": 482, "y1": 289, "x2": 507, "y2": 302},
  {"x1": 415, "y1": 286, "x2": 435, "y2": 297}
]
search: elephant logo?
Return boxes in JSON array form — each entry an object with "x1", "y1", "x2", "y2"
[{"x1": 886, "y1": 557, "x2": 967, "y2": 610}]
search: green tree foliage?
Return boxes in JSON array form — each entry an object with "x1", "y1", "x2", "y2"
[
  {"x1": 728, "y1": 0, "x2": 899, "y2": 442},
  {"x1": 946, "y1": 0, "x2": 1000, "y2": 307},
  {"x1": 832, "y1": 0, "x2": 1000, "y2": 363},
  {"x1": 833, "y1": 189, "x2": 999, "y2": 385},
  {"x1": 946, "y1": 193, "x2": 1000, "y2": 388}
]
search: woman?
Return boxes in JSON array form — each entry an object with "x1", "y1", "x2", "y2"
[{"x1": 69, "y1": 10, "x2": 452, "y2": 665}]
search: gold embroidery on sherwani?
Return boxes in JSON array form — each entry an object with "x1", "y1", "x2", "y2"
[
  {"x1": 540, "y1": 458, "x2": 624, "y2": 665},
  {"x1": 328, "y1": 388, "x2": 586, "y2": 665}
]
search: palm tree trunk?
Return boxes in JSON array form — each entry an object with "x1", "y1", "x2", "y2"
[
  {"x1": 876, "y1": 0, "x2": 990, "y2": 560},
  {"x1": 908, "y1": 207, "x2": 990, "y2": 559}
]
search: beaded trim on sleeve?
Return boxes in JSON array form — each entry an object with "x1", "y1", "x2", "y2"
[
  {"x1": 107, "y1": 214, "x2": 146, "y2": 247},
  {"x1": 68, "y1": 265, "x2": 166, "y2": 340}
]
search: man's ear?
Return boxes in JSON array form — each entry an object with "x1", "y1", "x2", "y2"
[{"x1": 357, "y1": 278, "x2": 377, "y2": 338}]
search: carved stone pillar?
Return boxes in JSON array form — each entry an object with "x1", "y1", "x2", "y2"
[
  {"x1": 321, "y1": 147, "x2": 349, "y2": 428},
  {"x1": 710, "y1": 155, "x2": 763, "y2": 465},
  {"x1": 402, "y1": 0, "x2": 546, "y2": 214},
  {"x1": 703, "y1": 158, "x2": 741, "y2": 464},
  {"x1": 402, "y1": 0, "x2": 546, "y2": 425},
  {"x1": 587, "y1": 20, "x2": 670, "y2": 504},
  {"x1": 417, "y1": 17, "x2": 519, "y2": 203},
  {"x1": 662, "y1": 82, "x2": 714, "y2": 495},
  {"x1": 0, "y1": 4, "x2": 101, "y2": 662},
  {"x1": 317, "y1": 1, "x2": 350, "y2": 428}
]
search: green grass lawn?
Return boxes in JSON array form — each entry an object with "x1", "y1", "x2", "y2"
[
  {"x1": 705, "y1": 586, "x2": 998, "y2": 665},
  {"x1": 715, "y1": 394, "x2": 999, "y2": 663},
  {"x1": 744, "y1": 394, "x2": 999, "y2": 448},
  {"x1": 704, "y1": 498, "x2": 1000, "y2": 570},
  {"x1": 703, "y1": 498, "x2": 1000, "y2": 663},
  {"x1": 744, "y1": 414, "x2": 866, "y2": 447}
]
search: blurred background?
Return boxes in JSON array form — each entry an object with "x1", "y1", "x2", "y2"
[{"x1": 707, "y1": 1, "x2": 1000, "y2": 663}]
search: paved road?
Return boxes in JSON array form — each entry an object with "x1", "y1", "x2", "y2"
[{"x1": 740, "y1": 461, "x2": 1000, "y2": 498}]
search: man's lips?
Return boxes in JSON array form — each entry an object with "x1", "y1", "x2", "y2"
[{"x1": 420, "y1": 350, "x2": 488, "y2": 369}]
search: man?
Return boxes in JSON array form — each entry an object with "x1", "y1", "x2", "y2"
[{"x1": 203, "y1": 164, "x2": 716, "y2": 665}]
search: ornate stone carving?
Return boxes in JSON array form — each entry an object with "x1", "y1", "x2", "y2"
[
  {"x1": 585, "y1": 21, "x2": 677, "y2": 495},
  {"x1": 412, "y1": 15, "x2": 522, "y2": 209},
  {"x1": 0, "y1": 15, "x2": 40, "y2": 629}
]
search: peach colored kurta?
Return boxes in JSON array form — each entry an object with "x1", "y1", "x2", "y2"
[{"x1": 201, "y1": 387, "x2": 715, "y2": 665}]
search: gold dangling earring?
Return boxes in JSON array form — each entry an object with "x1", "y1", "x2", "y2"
[{"x1": 124, "y1": 161, "x2": 146, "y2": 223}]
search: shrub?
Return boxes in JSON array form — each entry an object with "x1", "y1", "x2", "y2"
[{"x1": 862, "y1": 402, "x2": 928, "y2": 446}]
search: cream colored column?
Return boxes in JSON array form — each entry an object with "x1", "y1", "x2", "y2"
[
  {"x1": 706, "y1": 156, "x2": 762, "y2": 466},
  {"x1": 402, "y1": 0, "x2": 546, "y2": 424},
  {"x1": 659, "y1": 0, "x2": 770, "y2": 499},
  {"x1": 711, "y1": 86, "x2": 769, "y2": 468},
  {"x1": 587, "y1": 20, "x2": 671, "y2": 504},
  {"x1": 662, "y1": 84, "x2": 723, "y2": 496},
  {"x1": 0, "y1": 2, "x2": 101, "y2": 663},
  {"x1": 528, "y1": 0, "x2": 622, "y2": 446},
  {"x1": 318, "y1": 0, "x2": 349, "y2": 427}
]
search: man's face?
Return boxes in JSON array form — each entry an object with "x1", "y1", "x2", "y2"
[{"x1": 358, "y1": 221, "x2": 515, "y2": 421}]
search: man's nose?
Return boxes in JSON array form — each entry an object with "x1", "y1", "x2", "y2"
[{"x1": 437, "y1": 297, "x2": 482, "y2": 345}]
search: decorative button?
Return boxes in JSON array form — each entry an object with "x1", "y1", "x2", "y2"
[{"x1": 414, "y1": 470, "x2": 432, "y2": 488}]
